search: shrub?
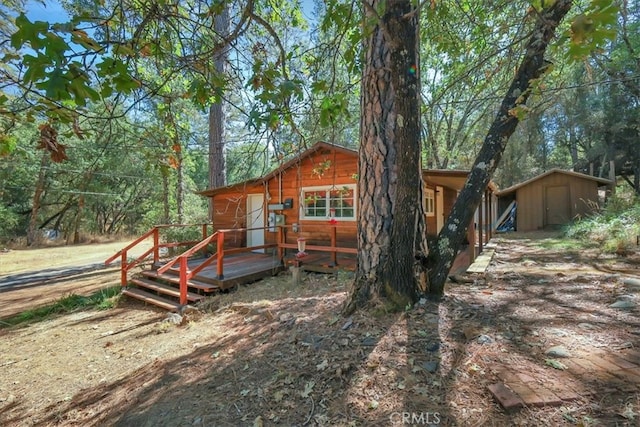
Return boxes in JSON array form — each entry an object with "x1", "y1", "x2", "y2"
[{"x1": 565, "y1": 193, "x2": 640, "y2": 253}]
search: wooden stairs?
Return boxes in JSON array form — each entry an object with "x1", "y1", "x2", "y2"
[{"x1": 122, "y1": 265, "x2": 220, "y2": 313}]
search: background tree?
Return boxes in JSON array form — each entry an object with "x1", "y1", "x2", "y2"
[{"x1": 425, "y1": 0, "x2": 622, "y2": 298}]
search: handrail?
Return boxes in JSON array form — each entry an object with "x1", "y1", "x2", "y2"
[
  {"x1": 104, "y1": 226, "x2": 158, "y2": 266},
  {"x1": 125, "y1": 246, "x2": 156, "y2": 271},
  {"x1": 105, "y1": 223, "x2": 214, "y2": 288},
  {"x1": 157, "y1": 231, "x2": 219, "y2": 275}
]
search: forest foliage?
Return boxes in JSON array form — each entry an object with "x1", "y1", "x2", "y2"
[{"x1": 0, "y1": 0, "x2": 637, "y2": 245}]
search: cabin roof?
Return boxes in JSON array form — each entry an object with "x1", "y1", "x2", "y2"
[
  {"x1": 198, "y1": 141, "x2": 498, "y2": 196},
  {"x1": 497, "y1": 169, "x2": 612, "y2": 196},
  {"x1": 197, "y1": 141, "x2": 355, "y2": 197},
  {"x1": 422, "y1": 169, "x2": 499, "y2": 192}
]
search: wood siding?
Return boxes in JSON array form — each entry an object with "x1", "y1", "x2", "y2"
[
  {"x1": 208, "y1": 144, "x2": 487, "y2": 258},
  {"x1": 267, "y1": 149, "x2": 358, "y2": 247},
  {"x1": 515, "y1": 173, "x2": 600, "y2": 231},
  {"x1": 212, "y1": 183, "x2": 264, "y2": 248}
]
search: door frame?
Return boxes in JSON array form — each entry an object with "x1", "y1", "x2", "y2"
[
  {"x1": 246, "y1": 193, "x2": 265, "y2": 252},
  {"x1": 544, "y1": 185, "x2": 570, "y2": 227}
]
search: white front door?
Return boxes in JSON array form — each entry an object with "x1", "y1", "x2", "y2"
[
  {"x1": 246, "y1": 194, "x2": 265, "y2": 252},
  {"x1": 436, "y1": 186, "x2": 444, "y2": 233}
]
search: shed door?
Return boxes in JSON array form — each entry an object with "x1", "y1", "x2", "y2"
[
  {"x1": 246, "y1": 194, "x2": 265, "y2": 252},
  {"x1": 545, "y1": 185, "x2": 570, "y2": 227}
]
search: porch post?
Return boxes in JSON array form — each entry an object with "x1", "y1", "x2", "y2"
[
  {"x1": 179, "y1": 256, "x2": 188, "y2": 306},
  {"x1": 488, "y1": 191, "x2": 493, "y2": 240},
  {"x1": 478, "y1": 196, "x2": 484, "y2": 254},
  {"x1": 153, "y1": 227, "x2": 159, "y2": 264},
  {"x1": 467, "y1": 220, "x2": 476, "y2": 263},
  {"x1": 330, "y1": 226, "x2": 337, "y2": 267},
  {"x1": 217, "y1": 231, "x2": 225, "y2": 279},
  {"x1": 484, "y1": 191, "x2": 488, "y2": 242},
  {"x1": 277, "y1": 226, "x2": 284, "y2": 264},
  {"x1": 121, "y1": 250, "x2": 128, "y2": 286}
]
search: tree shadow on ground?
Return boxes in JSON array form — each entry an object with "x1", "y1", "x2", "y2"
[
  {"x1": 3, "y1": 273, "x2": 450, "y2": 426},
  {"x1": 4, "y1": 233, "x2": 640, "y2": 426}
]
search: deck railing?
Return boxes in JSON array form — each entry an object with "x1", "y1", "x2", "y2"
[
  {"x1": 277, "y1": 224, "x2": 357, "y2": 266},
  {"x1": 105, "y1": 223, "x2": 213, "y2": 288},
  {"x1": 107, "y1": 223, "x2": 357, "y2": 307}
]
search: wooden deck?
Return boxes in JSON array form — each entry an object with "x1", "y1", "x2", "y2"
[
  {"x1": 106, "y1": 223, "x2": 495, "y2": 312},
  {"x1": 159, "y1": 252, "x2": 284, "y2": 289},
  {"x1": 117, "y1": 252, "x2": 285, "y2": 312}
]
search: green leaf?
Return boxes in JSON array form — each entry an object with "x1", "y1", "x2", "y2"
[
  {"x1": 71, "y1": 30, "x2": 102, "y2": 52},
  {"x1": 545, "y1": 359, "x2": 568, "y2": 370},
  {"x1": 44, "y1": 33, "x2": 70, "y2": 64},
  {"x1": 11, "y1": 13, "x2": 49, "y2": 50},
  {"x1": 0, "y1": 134, "x2": 17, "y2": 156},
  {"x1": 42, "y1": 68, "x2": 70, "y2": 100}
]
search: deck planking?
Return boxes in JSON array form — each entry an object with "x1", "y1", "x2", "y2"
[{"x1": 162, "y1": 252, "x2": 285, "y2": 290}]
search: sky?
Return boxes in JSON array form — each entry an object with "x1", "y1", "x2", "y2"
[
  {"x1": 24, "y1": 0, "x2": 318, "y2": 24},
  {"x1": 25, "y1": 0, "x2": 68, "y2": 23}
]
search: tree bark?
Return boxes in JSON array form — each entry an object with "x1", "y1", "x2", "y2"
[
  {"x1": 208, "y1": 6, "x2": 230, "y2": 221},
  {"x1": 27, "y1": 152, "x2": 49, "y2": 246},
  {"x1": 176, "y1": 145, "x2": 185, "y2": 223},
  {"x1": 345, "y1": 0, "x2": 428, "y2": 314},
  {"x1": 427, "y1": 0, "x2": 573, "y2": 299},
  {"x1": 161, "y1": 166, "x2": 170, "y2": 224}
]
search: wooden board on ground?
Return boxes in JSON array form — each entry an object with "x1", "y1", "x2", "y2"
[{"x1": 466, "y1": 248, "x2": 494, "y2": 273}]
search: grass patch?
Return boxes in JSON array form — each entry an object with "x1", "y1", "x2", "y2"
[
  {"x1": 536, "y1": 237, "x2": 595, "y2": 251},
  {"x1": 564, "y1": 192, "x2": 640, "y2": 254},
  {"x1": 0, "y1": 286, "x2": 121, "y2": 328}
]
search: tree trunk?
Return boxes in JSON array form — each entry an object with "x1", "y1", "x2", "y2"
[
  {"x1": 161, "y1": 167, "x2": 170, "y2": 224},
  {"x1": 27, "y1": 152, "x2": 49, "y2": 246},
  {"x1": 72, "y1": 195, "x2": 84, "y2": 244},
  {"x1": 569, "y1": 125, "x2": 579, "y2": 170},
  {"x1": 634, "y1": 160, "x2": 640, "y2": 196},
  {"x1": 344, "y1": 0, "x2": 428, "y2": 314},
  {"x1": 427, "y1": 0, "x2": 573, "y2": 299},
  {"x1": 208, "y1": 6, "x2": 229, "y2": 221},
  {"x1": 177, "y1": 145, "x2": 185, "y2": 224}
]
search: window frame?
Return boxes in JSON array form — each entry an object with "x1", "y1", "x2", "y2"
[
  {"x1": 425, "y1": 188, "x2": 435, "y2": 217},
  {"x1": 300, "y1": 184, "x2": 357, "y2": 221}
]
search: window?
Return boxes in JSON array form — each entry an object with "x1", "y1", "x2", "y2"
[
  {"x1": 425, "y1": 188, "x2": 435, "y2": 217},
  {"x1": 301, "y1": 185, "x2": 356, "y2": 220}
]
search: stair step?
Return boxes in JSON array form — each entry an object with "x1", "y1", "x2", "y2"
[
  {"x1": 122, "y1": 288, "x2": 181, "y2": 312},
  {"x1": 141, "y1": 270, "x2": 220, "y2": 293},
  {"x1": 130, "y1": 277, "x2": 205, "y2": 302}
]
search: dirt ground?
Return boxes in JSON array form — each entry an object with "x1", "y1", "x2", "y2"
[
  {"x1": 0, "y1": 240, "x2": 152, "y2": 318},
  {"x1": 2, "y1": 232, "x2": 640, "y2": 426}
]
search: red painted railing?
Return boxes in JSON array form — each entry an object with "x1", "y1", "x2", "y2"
[
  {"x1": 105, "y1": 223, "x2": 212, "y2": 289},
  {"x1": 107, "y1": 223, "x2": 357, "y2": 307}
]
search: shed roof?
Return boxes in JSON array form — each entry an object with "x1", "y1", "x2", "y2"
[{"x1": 497, "y1": 169, "x2": 612, "y2": 197}]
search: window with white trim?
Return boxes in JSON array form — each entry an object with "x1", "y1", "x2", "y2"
[
  {"x1": 301, "y1": 185, "x2": 356, "y2": 220},
  {"x1": 425, "y1": 188, "x2": 435, "y2": 217}
]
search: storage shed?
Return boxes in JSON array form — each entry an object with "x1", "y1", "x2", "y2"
[{"x1": 497, "y1": 169, "x2": 612, "y2": 232}]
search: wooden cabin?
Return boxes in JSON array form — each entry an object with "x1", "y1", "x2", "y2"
[
  {"x1": 199, "y1": 142, "x2": 497, "y2": 271},
  {"x1": 497, "y1": 169, "x2": 612, "y2": 232}
]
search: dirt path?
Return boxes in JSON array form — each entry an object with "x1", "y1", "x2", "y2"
[
  {"x1": 0, "y1": 240, "x2": 152, "y2": 276},
  {"x1": 2, "y1": 233, "x2": 640, "y2": 426},
  {"x1": 0, "y1": 240, "x2": 151, "y2": 318}
]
